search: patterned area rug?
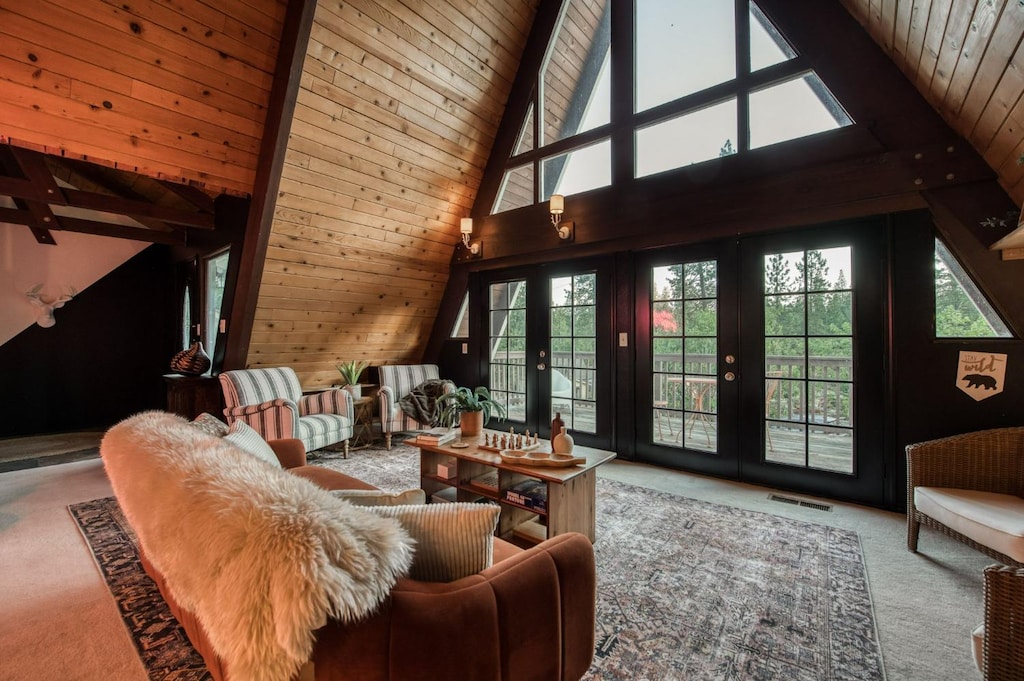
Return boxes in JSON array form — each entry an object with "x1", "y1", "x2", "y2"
[{"x1": 71, "y1": 441, "x2": 885, "y2": 681}]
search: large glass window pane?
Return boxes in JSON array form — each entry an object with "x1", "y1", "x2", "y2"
[
  {"x1": 549, "y1": 270, "x2": 598, "y2": 434},
  {"x1": 541, "y1": 0, "x2": 611, "y2": 145},
  {"x1": 750, "y1": 3, "x2": 796, "y2": 72},
  {"x1": 635, "y1": 0, "x2": 736, "y2": 113},
  {"x1": 492, "y1": 164, "x2": 534, "y2": 215},
  {"x1": 515, "y1": 103, "x2": 535, "y2": 155},
  {"x1": 542, "y1": 138, "x2": 612, "y2": 200},
  {"x1": 934, "y1": 238, "x2": 1012, "y2": 338},
  {"x1": 636, "y1": 99, "x2": 738, "y2": 178},
  {"x1": 489, "y1": 280, "x2": 527, "y2": 422},
  {"x1": 204, "y1": 250, "x2": 229, "y2": 356},
  {"x1": 749, "y1": 74, "x2": 850, "y2": 150}
]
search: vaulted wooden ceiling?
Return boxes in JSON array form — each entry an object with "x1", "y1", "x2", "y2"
[
  {"x1": 841, "y1": 0, "x2": 1024, "y2": 206},
  {"x1": 3, "y1": 0, "x2": 1023, "y2": 385}
]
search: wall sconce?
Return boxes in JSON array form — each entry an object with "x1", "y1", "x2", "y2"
[
  {"x1": 549, "y1": 194, "x2": 574, "y2": 242},
  {"x1": 460, "y1": 217, "x2": 482, "y2": 258}
]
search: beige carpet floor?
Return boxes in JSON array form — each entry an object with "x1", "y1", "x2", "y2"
[{"x1": 0, "y1": 451, "x2": 990, "y2": 680}]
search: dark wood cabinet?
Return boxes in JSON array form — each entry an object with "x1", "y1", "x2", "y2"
[{"x1": 163, "y1": 374, "x2": 223, "y2": 420}]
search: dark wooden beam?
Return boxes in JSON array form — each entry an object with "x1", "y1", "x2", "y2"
[
  {"x1": 61, "y1": 189, "x2": 213, "y2": 229},
  {"x1": 55, "y1": 216, "x2": 185, "y2": 245},
  {"x1": 9, "y1": 146, "x2": 67, "y2": 204},
  {"x1": 156, "y1": 180, "x2": 217, "y2": 214},
  {"x1": 222, "y1": 0, "x2": 316, "y2": 371}
]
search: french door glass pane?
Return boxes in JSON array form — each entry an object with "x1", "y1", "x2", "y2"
[
  {"x1": 651, "y1": 261, "x2": 718, "y2": 451},
  {"x1": 550, "y1": 273, "x2": 597, "y2": 433},
  {"x1": 489, "y1": 280, "x2": 527, "y2": 422},
  {"x1": 763, "y1": 247, "x2": 854, "y2": 473}
]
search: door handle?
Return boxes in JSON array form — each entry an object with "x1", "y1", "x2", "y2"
[
  {"x1": 537, "y1": 363, "x2": 546, "y2": 370},
  {"x1": 724, "y1": 372, "x2": 736, "y2": 381}
]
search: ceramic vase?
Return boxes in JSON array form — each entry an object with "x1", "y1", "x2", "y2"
[
  {"x1": 343, "y1": 383, "x2": 362, "y2": 399},
  {"x1": 552, "y1": 426, "x2": 574, "y2": 454},
  {"x1": 170, "y1": 341, "x2": 211, "y2": 376}
]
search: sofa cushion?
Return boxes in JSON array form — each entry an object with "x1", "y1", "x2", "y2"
[
  {"x1": 332, "y1": 488, "x2": 426, "y2": 506},
  {"x1": 225, "y1": 420, "x2": 282, "y2": 468},
  {"x1": 191, "y1": 412, "x2": 229, "y2": 437},
  {"x1": 369, "y1": 503, "x2": 500, "y2": 582},
  {"x1": 101, "y1": 411, "x2": 415, "y2": 681},
  {"x1": 915, "y1": 487, "x2": 1024, "y2": 563}
]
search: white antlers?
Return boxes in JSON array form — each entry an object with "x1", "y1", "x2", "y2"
[{"x1": 26, "y1": 284, "x2": 77, "y2": 328}]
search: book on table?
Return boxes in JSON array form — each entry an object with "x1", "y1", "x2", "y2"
[{"x1": 414, "y1": 427, "x2": 458, "y2": 446}]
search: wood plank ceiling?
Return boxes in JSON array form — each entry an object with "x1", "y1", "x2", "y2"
[
  {"x1": 247, "y1": 0, "x2": 537, "y2": 386},
  {"x1": 5, "y1": 0, "x2": 1023, "y2": 386},
  {"x1": 840, "y1": 0, "x2": 1024, "y2": 207}
]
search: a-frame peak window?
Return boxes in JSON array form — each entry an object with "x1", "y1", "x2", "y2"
[{"x1": 491, "y1": 0, "x2": 853, "y2": 215}]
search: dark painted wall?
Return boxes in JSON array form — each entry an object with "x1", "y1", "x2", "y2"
[{"x1": 0, "y1": 246, "x2": 176, "y2": 437}]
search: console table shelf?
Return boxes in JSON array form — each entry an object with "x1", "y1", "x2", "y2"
[{"x1": 415, "y1": 429, "x2": 615, "y2": 543}]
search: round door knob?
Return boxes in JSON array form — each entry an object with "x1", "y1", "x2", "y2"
[
  {"x1": 539, "y1": 350, "x2": 547, "y2": 358},
  {"x1": 537, "y1": 363, "x2": 546, "y2": 370},
  {"x1": 724, "y1": 371, "x2": 736, "y2": 381},
  {"x1": 725, "y1": 354, "x2": 736, "y2": 364}
]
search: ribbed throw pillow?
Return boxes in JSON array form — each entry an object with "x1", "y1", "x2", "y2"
[
  {"x1": 331, "y1": 489, "x2": 426, "y2": 506},
  {"x1": 224, "y1": 421, "x2": 282, "y2": 468},
  {"x1": 368, "y1": 502, "x2": 499, "y2": 582}
]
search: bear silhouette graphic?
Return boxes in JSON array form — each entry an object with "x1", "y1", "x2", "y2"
[{"x1": 962, "y1": 374, "x2": 998, "y2": 390}]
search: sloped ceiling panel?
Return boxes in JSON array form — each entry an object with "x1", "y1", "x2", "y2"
[
  {"x1": 248, "y1": 0, "x2": 538, "y2": 385},
  {"x1": 841, "y1": 0, "x2": 1024, "y2": 206},
  {"x1": 0, "y1": 0, "x2": 284, "y2": 196}
]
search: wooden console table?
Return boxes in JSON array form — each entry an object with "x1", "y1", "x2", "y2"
[{"x1": 415, "y1": 430, "x2": 616, "y2": 543}]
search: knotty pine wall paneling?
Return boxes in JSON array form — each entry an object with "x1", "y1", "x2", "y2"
[
  {"x1": 0, "y1": 0, "x2": 286, "y2": 195},
  {"x1": 247, "y1": 0, "x2": 538, "y2": 387}
]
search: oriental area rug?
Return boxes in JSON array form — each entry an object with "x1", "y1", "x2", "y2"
[{"x1": 70, "y1": 443, "x2": 885, "y2": 681}]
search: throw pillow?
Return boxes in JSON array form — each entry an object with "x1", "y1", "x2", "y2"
[
  {"x1": 224, "y1": 421, "x2": 282, "y2": 468},
  {"x1": 368, "y1": 502, "x2": 499, "y2": 582},
  {"x1": 191, "y1": 412, "x2": 229, "y2": 438},
  {"x1": 331, "y1": 488, "x2": 426, "y2": 506}
]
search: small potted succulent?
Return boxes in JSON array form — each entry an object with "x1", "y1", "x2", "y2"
[
  {"x1": 436, "y1": 385, "x2": 506, "y2": 437},
  {"x1": 336, "y1": 360, "x2": 369, "y2": 399}
]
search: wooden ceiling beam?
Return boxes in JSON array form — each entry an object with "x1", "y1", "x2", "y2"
[
  {"x1": 9, "y1": 146, "x2": 67, "y2": 205},
  {"x1": 55, "y1": 216, "x2": 185, "y2": 245},
  {"x1": 60, "y1": 189, "x2": 214, "y2": 229},
  {"x1": 156, "y1": 180, "x2": 218, "y2": 215}
]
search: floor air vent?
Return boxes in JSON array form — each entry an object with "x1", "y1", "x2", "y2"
[{"x1": 768, "y1": 493, "x2": 832, "y2": 512}]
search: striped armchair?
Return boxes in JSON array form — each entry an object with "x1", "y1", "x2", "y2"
[
  {"x1": 378, "y1": 364, "x2": 452, "y2": 449},
  {"x1": 219, "y1": 367, "x2": 353, "y2": 457}
]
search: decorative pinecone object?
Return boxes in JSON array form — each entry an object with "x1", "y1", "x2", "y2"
[{"x1": 170, "y1": 341, "x2": 211, "y2": 375}]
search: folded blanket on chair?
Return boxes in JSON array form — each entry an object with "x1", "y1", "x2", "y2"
[{"x1": 399, "y1": 379, "x2": 450, "y2": 425}]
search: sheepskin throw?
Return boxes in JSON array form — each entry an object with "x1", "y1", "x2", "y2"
[{"x1": 101, "y1": 411, "x2": 415, "y2": 681}]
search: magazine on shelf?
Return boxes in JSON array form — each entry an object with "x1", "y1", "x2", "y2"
[{"x1": 504, "y1": 479, "x2": 547, "y2": 512}]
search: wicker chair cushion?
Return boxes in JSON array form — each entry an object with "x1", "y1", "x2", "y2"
[
  {"x1": 915, "y1": 487, "x2": 1024, "y2": 563},
  {"x1": 971, "y1": 623, "x2": 984, "y2": 671}
]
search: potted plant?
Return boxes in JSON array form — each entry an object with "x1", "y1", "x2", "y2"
[
  {"x1": 336, "y1": 360, "x2": 369, "y2": 399},
  {"x1": 436, "y1": 385, "x2": 506, "y2": 437}
]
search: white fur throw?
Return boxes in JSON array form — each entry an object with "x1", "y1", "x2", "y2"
[{"x1": 101, "y1": 411, "x2": 414, "y2": 681}]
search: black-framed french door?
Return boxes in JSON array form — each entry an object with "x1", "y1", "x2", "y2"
[
  {"x1": 635, "y1": 220, "x2": 887, "y2": 505},
  {"x1": 481, "y1": 259, "x2": 614, "y2": 448}
]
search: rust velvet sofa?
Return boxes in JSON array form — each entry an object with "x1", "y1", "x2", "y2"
[{"x1": 101, "y1": 411, "x2": 596, "y2": 681}]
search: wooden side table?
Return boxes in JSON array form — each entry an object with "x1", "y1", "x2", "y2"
[{"x1": 350, "y1": 396, "x2": 376, "y2": 448}]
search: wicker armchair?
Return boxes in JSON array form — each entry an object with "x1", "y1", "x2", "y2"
[
  {"x1": 906, "y1": 427, "x2": 1024, "y2": 567},
  {"x1": 978, "y1": 564, "x2": 1024, "y2": 680}
]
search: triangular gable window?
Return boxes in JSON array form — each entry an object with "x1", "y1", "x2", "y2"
[
  {"x1": 934, "y1": 238, "x2": 1012, "y2": 338},
  {"x1": 492, "y1": 0, "x2": 854, "y2": 214}
]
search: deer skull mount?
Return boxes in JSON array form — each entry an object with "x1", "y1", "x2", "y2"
[{"x1": 26, "y1": 284, "x2": 77, "y2": 328}]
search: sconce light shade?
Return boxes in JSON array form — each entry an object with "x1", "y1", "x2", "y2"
[
  {"x1": 549, "y1": 194, "x2": 564, "y2": 216},
  {"x1": 459, "y1": 217, "x2": 481, "y2": 258},
  {"x1": 548, "y1": 194, "x2": 573, "y2": 242}
]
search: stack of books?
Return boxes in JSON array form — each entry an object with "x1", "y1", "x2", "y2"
[
  {"x1": 413, "y1": 427, "x2": 457, "y2": 447},
  {"x1": 504, "y1": 479, "x2": 547, "y2": 512}
]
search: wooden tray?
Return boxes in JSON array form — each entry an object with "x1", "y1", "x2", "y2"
[{"x1": 499, "y1": 450, "x2": 585, "y2": 467}]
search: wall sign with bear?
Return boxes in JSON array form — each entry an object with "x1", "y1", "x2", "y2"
[{"x1": 956, "y1": 351, "x2": 1007, "y2": 402}]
